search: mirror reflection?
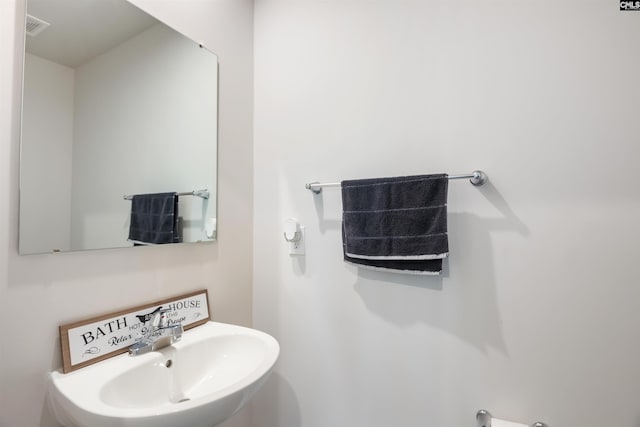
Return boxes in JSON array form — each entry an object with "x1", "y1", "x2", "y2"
[{"x1": 20, "y1": 0, "x2": 218, "y2": 255}]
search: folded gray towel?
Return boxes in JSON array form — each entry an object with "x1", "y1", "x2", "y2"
[
  {"x1": 341, "y1": 174, "x2": 448, "y2": 275},
  {"x1": 128, "y1": 192, "x2": 180, "y2": 245}
]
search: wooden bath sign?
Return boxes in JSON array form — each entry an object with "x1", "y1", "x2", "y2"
[{"x1": 59, "y1": 290, "x2": 210, "y2": 373}]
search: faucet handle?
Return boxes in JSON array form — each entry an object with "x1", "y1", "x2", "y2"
[
  {"x1": 151, "y1": 309, "x2": 172, "y2": 328},
  {"x1": 151, "y1": 312, "x2": 161, "y2": 328}
]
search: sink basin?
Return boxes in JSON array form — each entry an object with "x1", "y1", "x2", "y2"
[{"x1": 49, "y1": 321, "x2": 279, "y2": 427}]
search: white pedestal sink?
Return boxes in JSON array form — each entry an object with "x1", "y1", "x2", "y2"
[{"x1": 49, "y1": 321, "x2": 279, "y2": 427}]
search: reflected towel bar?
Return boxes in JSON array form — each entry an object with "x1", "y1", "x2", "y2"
[
  {"x1": 305, "y1": 170, "x2": 487, "y2": 194},
  {"x1": 123, "y1": 189, "x2": 210, "y2": 200}
]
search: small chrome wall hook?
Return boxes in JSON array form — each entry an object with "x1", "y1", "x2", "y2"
[
  {"x1": 283, "y1": 218, "x2": 301, "y2": 242},
  {"x1": 283, "y1": 230, "x2": 301, "y2": 242},
  {"x1": 283, "y1": 218, "x2": 305, "y2": 255}
]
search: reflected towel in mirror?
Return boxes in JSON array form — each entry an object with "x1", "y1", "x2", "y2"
[{"x1": 128, "y1": 192, "x2": 179, "y2": 245}]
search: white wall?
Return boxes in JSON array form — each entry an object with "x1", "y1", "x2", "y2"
[
  {"x1": 20, "y1": 53, "x2": 74, "y2": 254},
  {"x1": 0, "y1": 1, "x2": 253, "y2": 426},
  {"x1": 71, "y1": 23, "x2": 218, "y2": 250},
  {"x1": 252, "y1": 1, "x2": 640, "y2": 426}
]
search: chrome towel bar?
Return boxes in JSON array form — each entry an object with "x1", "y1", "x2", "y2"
[
  {"x1": 305, "y1": 170, "x2": 487, "y2": 194},
  {"x1": 123, "y1": 189, "x2": 209, "y2": 200}
]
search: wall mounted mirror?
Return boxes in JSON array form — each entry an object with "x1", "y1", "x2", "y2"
[{"x1": 19, "y1": 0, "x2": 218, "y2": 255}]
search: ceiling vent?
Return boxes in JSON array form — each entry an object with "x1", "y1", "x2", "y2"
[{"x1": 25, "y1": 14, "x2": 51, "y2": 37}]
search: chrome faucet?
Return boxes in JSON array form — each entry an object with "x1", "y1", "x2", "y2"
[{"x1": 129, "y1": 308, "x2": 183, "y2": 356}]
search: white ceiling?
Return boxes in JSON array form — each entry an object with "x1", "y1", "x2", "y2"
[{"x1": 26, "y1": 0, "x2": 158, "y2": 68}]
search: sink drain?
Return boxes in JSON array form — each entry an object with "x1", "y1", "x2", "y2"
[{"x1": 177, "y1": 398, "x2": 191, "y2": 403}]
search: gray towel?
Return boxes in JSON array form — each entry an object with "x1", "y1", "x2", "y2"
[
  {"x1": 128, "y1": 192, "x2": 179, "y2": 245},
  {"x1": 341, "y1": 174, "x2": 448, "y2": 275}
]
